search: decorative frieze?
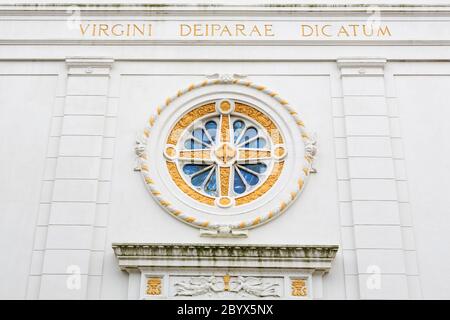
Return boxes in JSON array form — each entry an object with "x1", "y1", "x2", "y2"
[
  {"x1": 113, "y1": 243, "x2": 337, "y2": 299},
  {"x1": 172, "y1": 275, "x2": 282, "y2": 298}
]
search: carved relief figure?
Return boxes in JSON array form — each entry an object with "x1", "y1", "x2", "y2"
[
  {"x1": 174, "y1": 276, "x2": 222, "y2": 296},
  {"x1": 231, "y1": 276, "x2": 280, "y2": 297},
  {"x1": 174, "y1": 275, "x2": 281, "y2": 298}
]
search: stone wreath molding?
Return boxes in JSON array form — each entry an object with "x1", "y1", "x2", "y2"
[{"x1": 135, "y1": 77, "x2": 317, "y2": 234}]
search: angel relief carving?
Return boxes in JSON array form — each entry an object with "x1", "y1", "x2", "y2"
[
  {"x1": 233, "y1": 276, "x2": 280, "y2": 297},
  {"x1": 173, "y1": 275, "x2": 281, "y2": 298},
  {"x1": 174, "y1": 276, "x2": 221, "y2": 296}
]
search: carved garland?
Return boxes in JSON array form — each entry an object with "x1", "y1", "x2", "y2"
[{"x1": 135, "y1": 79, "x2": 316, "y2": 231}]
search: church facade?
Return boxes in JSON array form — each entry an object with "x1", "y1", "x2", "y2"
[{"x1": 1, "y1": 1, "x2": 450, "y2": 299}]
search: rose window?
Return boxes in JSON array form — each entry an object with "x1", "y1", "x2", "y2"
[{"x1": 163, "y1": 99, "x2": 287, "y2": 208}]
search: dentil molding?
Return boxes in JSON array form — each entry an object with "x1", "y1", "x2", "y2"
[{"x1": 112, "y1": 243, "x2": 339, "y2": 271}]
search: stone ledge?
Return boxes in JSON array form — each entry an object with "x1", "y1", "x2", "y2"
[
  {"x1": 112, "y1": 243, "x2": 339, "y2": 272},
  {"x1": 66, "y1": 57, "x2": 114, "y2": 67}
]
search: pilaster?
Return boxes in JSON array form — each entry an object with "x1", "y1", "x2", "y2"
[
  {"x1": 337, "y1": 58, "x2": 409, "y2": 299},
  {"x1": 36, "y1": 57, "x2": 114, "y2": 299}
]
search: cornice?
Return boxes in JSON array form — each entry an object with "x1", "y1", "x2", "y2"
[
  {"x1": 112, "y1": 243, "x2": 339, "y2": 272},
  {"x1": 112, "y1": 242, "x2": 339, "y2": 261},
  {"x1": 2, "y1": 4, "x2": 450, "y2": 16},
  {"x1": 65, "y1": 56, "x2": 114, "y2": 75}
]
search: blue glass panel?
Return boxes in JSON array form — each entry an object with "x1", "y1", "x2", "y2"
[
  {"x1": 239, "y1": 168, "x2": 259, "y2": 186},
  {"x1": 243, "y1": 138, "x2": 266, "y2": 149},
  {"x1": 204, "y1": 169, "x2": 217, "y2": 195},
  {"x1": 183, "y1": 164, "x2": 209, "y2": 175},
  {"x1": 184, "y1": 139, "x2": 207, "y2": 149},
  {"x1": 233, "y1": 120, "x2": 245, "y2": 143},
  {"x1": 233, "y1": 169, "x2": 246, "y2": 194},
  {"x1": 205, "y1": 121, "x2": 217, "y2": 143},
  {"x1": 241, "y1": 163, "x2": 267, "y2": 174},
  {"x1": 240, "y1": 127, "x2": 258, "y2": 144},
  {"x1": 191, "y1": 168, "x2": 212, "y2": 186},
  {"x1": 192, "y1": 128, "x2": 211, "y2": 145}
]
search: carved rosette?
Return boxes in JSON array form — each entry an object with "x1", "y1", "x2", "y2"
[
  {"x1": 146, "y1": 278, "x2": 162, "y2": 296},
  {"x1": 291, "y1": 279, "x2": 308, "y2": 297}
]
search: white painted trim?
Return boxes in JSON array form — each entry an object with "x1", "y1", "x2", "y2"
[{"x1": 2, "y1": 4, "x2": 450, "y2": 15}]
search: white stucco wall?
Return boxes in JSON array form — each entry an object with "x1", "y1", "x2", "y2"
[
  {"x1": 0, "y1": 1, "x2": 449, "y2": 299},
  {"x1": 0, "y1": 64, "x2": 59, "y2": 299},
  {"x1": 393, "y1": 69, "x2": 450, "y2": 299}
]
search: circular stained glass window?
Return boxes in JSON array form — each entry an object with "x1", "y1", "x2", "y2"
[
  {"x1": 163, "y1": 99, "x2": 287, "y2": 208},
  {"x1": 136, "y1": 80, "x2": 315, "y2": 232},
  {"x1": 181, "y1": 116, "x2": 270, "y2": 196}
]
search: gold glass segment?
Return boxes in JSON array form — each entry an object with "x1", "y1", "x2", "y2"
[
  {"x1": 166, "y1": 103, "x2": 216, "y2": 145},
  {"x1": 234, "y1": 102, "x2": 284, "y2": 145},
  {"x1": 235, "y1": 161, "x2": 284, "y2": 206},
  {"x1": 166, "y1": 161, "x2": 215, "y2": 206},
  {"x1": 219, "y1": 166, "x2": 231, "y2": 196}
]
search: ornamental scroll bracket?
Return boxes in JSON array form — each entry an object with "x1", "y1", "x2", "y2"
[
  {"x1": 199, "y1": 226, "x2": 248, "y2": 238},
  {"x1": 134, "y1": 137, "x2": 147, "y2": 172},
  {"x1": 305, "y1": 132, "x2": 318, "y2": 174}
]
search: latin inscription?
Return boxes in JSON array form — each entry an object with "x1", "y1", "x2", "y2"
[
  {"x1": 79, "y1": 23, "x2": 153, "y2": 37},
  {"x1": 179, "y1": 23, "x2": 275, "y2": 37},
  {"x1": 300, "y1": 24, "x2": 391, "y2": 37},
  {"x1": 77, "y1": 22, "x2": 393, "y2": 39}
]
